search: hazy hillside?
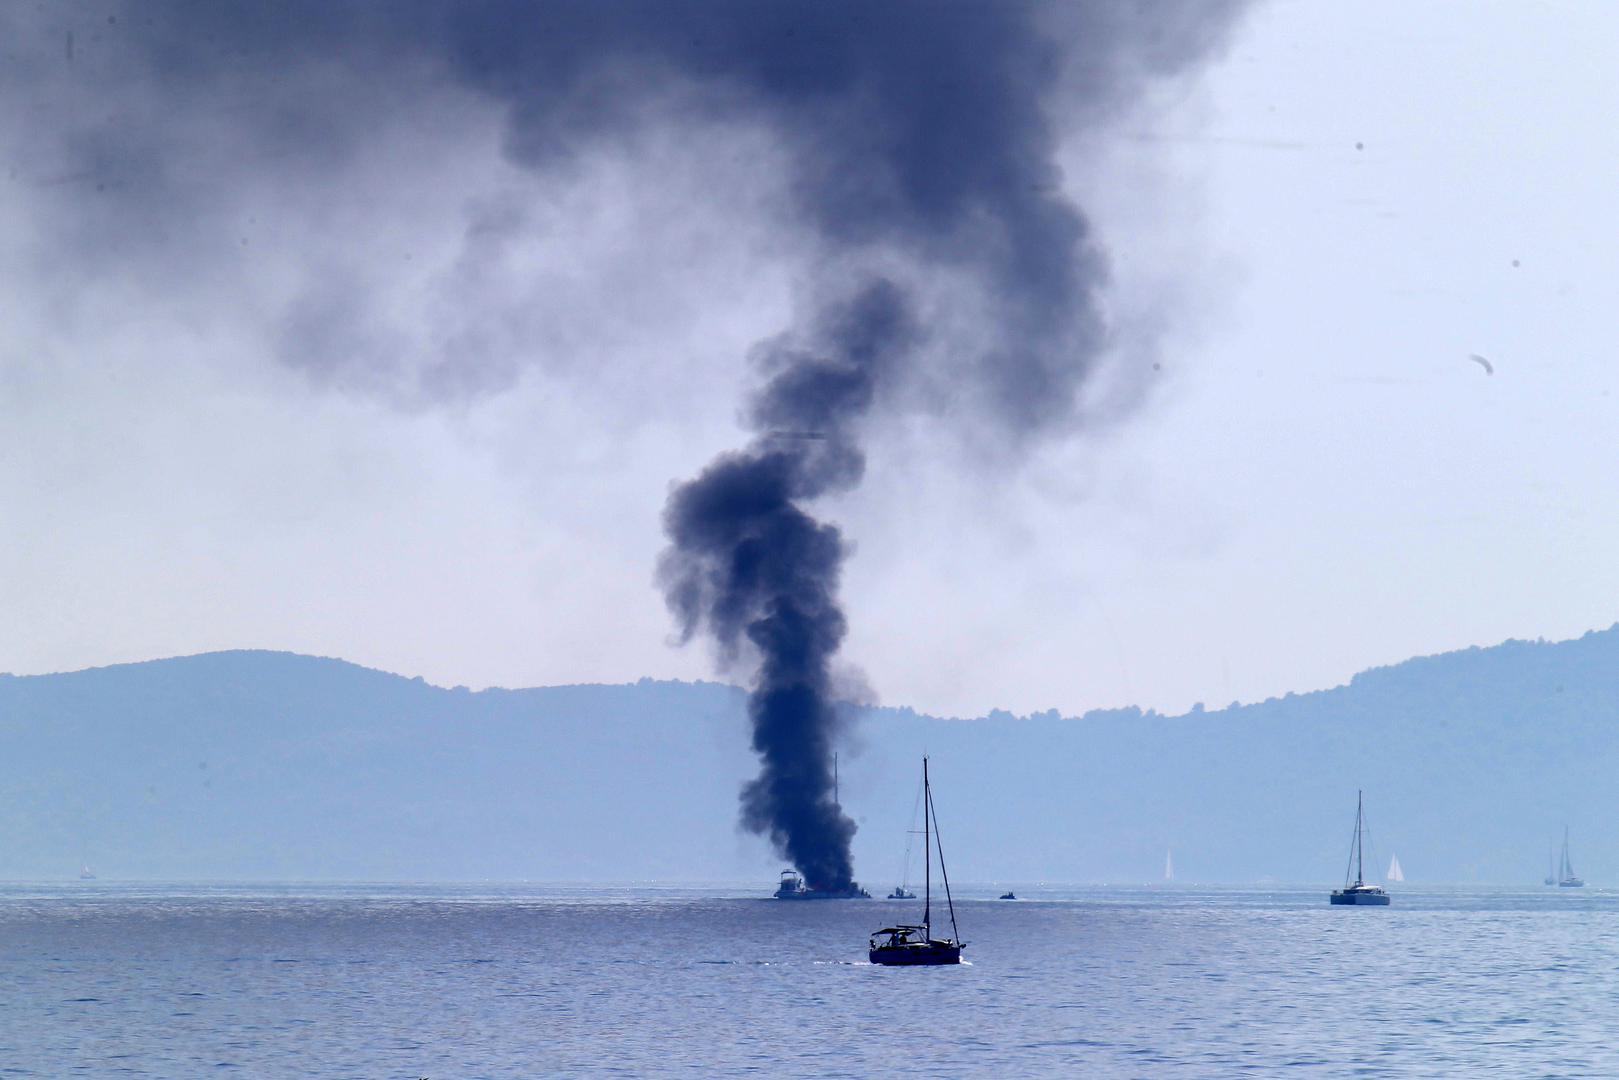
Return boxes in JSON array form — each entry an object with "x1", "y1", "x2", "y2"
[{"x1": 4, "y1": 629, "x2": 1618, "y2": 885}]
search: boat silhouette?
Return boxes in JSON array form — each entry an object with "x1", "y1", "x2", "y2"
[
  {"x1": 1558, "y1": 827, "x2": 1584, "y2": 888},
  {"x1": 1329, "y1": 790, "x2": 1390, "y2": 906},
  {"x1": 869, "y1": 757, "x2": 964, "y2": 966}
]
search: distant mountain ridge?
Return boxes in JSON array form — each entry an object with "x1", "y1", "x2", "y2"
[{"x1": 4, "y1": 628, "x2": 1618, "y2": 884}]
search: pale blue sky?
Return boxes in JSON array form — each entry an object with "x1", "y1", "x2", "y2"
[{"x1": 3, "y1": 1, "x2": 1615, "y2": 717}]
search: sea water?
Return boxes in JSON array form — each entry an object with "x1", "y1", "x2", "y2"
[{"x1": 2, "y1": 882, "x2": 1615, "y2": 1077}]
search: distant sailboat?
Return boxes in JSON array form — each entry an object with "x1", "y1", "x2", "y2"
[
  {"x1": 1386, "y1": 854, "x2": 1404, "y2": 883},
  {"x1": 1329, "y1": 790, "x2": 1390, "y2": 906},
  {"x1": 887, "y1": 768, "x2": 922, "y2": 900},
  {"x1": 1164, "y1": 849, "x2": 1174, "y2": 882},
  {"x1": 1544, "y1": 845, "x2": 1558, "y2": 887},
  {"x1": 1559, "y1": 826, "x2": 1585, "y2": 888}
]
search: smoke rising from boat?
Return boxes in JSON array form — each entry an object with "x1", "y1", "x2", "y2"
[
  {"x1": 646, "y1": 3, "x2": 1248, "y2": 889},
  {"x1": 5, "y1": 1, "x2": 1249, "y2": 889},
  {"x1": 661, "y1": 283, "x2": 912, "y2": 890}
]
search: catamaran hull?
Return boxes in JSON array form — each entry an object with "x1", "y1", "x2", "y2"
[
  {"x1": 869, "y1": 943, "x2": 963, "y2": 966},
  {"x1": 1330, "y1": 891, "x2": 1390, "y2": 906}
]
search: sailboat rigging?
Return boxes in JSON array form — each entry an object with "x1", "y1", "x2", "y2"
[
  {"x1": 869, "y1": 757, "x2": 964, "y2": 966},
  {"x1": 1330, "y1": 790, "x2": 1390, "y2": 906}
]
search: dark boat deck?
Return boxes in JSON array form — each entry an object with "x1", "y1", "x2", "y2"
[{"x1": 868, "y1": 925, "x2": 963, "y2": 966}]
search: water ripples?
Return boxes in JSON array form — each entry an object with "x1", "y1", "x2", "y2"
[{"x1": 3, "y1": 884, "x2": 1618, "y2": 1075}]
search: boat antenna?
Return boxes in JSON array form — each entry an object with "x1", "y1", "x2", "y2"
[
  {"x1": 923, "y1": 756, "x2": 931, "y2": 939},
  {"x1": 926, "y1": 759, "x2": 960, "y2": 943}
]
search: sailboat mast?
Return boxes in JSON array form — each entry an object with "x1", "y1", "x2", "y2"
[
  {"x1": 1355, "y1": 789, "x2": 1365, "y2": 887},
  {"x1": 923, "y1": 756, "x2": 931, "y2": 938}
]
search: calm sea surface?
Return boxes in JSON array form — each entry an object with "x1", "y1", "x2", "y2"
[{"x1": 2, "y1": 882, "x2": 1616, "y2": 1077}]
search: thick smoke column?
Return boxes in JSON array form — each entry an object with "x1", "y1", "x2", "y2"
[
  {"x1": 643, "y1": 3, "x2": 1247, "y2": 888},
  {"x1": 662, "y1": 283, "x2": 911, "y2": 890},
  {"x1": 5, "y1": 1, "x2": 1250, "y2": 885}
]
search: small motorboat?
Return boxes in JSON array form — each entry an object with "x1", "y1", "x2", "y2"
[
  {"x1": 887, "y1": 886, "x2": 916, "y2": 899},
  {"x1": 998, "y1": 891, "x2": 1017, "y2": 900}
]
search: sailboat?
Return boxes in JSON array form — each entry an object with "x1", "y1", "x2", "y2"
[
  {"x1": 1386, "y1": 854, "x2": 1404, "y2": 883},
  {"x1": 1558, "y1": 826, "x2": 1584, "y2": 888},
  {"x1": 1329, "y1": 790, "x2": 1390, "y2": 906},
  {"x1": 869, "y1": 757, "x2": 964, "y2": 966},
  {"x1": 1544, "y1": 845, "x2": 1558, "y2": 887},
  {"x1": 1165, "y1": 849, "x2": 1175, "y2": 882},
  {"x1": 888, "y1": 770, "x2": 920, "y2": 900}
]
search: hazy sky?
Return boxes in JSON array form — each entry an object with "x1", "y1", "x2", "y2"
[{"x1": 4, "y1": 1, "x2": 1616, "y2": 718}]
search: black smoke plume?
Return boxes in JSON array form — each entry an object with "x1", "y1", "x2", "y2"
[
  {"x1": 6, "y1": 1, "x2": 1250, "y2": 884},
  {"x1": 643, "y1": 3, "x2": 1247, "y2": 888},
  {"x1": 661, "y1": 282, "x2": 912, "y2": 889}
]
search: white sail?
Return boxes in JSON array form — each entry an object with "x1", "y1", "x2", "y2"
[
  {"x1": 1164, "y1": 850, "x2": 1174, "y2": 881},
  {"x1": 1387, "y1": 854, "x2": 1404, "y2": 883}
]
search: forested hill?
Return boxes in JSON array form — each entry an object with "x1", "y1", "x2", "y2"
[{"x1": 3, "y1": 628, "x2": 1617, "y2": 885}]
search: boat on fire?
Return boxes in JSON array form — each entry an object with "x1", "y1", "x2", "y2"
[{"x1": 774, "y1": 869, "x2": 870, "y2": 900}]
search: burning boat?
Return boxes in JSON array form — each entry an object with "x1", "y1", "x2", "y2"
[{"x1": 773, "y1": 869, "x2": 871, "y2": 900}]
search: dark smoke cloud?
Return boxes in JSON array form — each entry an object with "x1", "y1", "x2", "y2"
[
  {"x1": 5, "y1": 1, "x2": 1249, "y2": 884},
  {"x1": 10, "y1": 1, "x2": 1246, "y2": 417},
  {"x1": 660, "y1": 283, "x2": 912, "y2": 888}
]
